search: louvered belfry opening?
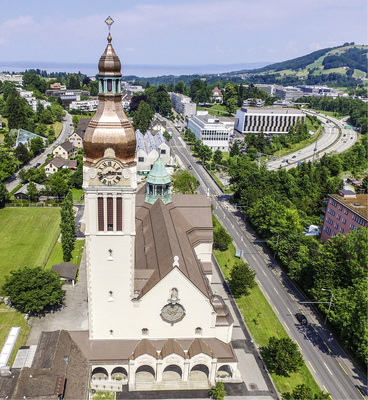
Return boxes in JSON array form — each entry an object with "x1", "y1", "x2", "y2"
[
  {"x1": 98, "y1": 197, "x2": 104, "y2": 231},
  {"x1": 107, "y1": 197, "x2": 113, "y2": 231},
  {"x1": 97, "y1": 196, "x2": 124, "y2": 232},
  {"x1": 116, "y1": 197, "x2": 122, "y2": 231}
]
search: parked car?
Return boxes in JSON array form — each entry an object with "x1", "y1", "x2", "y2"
[
  {"x1": 34, "y1": 162, "x2": 41, "y2": 168},
  {"x1": 188, "y1": 165, "x2": 192, "y2": 170},
  {"x1": 292, "y1": 155, "x2": 296, "y2": 159},
  {"x1": 295, "y1": 313, "x2": 308, "y2": 325}
]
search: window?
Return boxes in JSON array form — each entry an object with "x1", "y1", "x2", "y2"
[
  {"x1": 195, "y1": 327, "x2": 203, "y2": 336},
  {"x1": 107, "y1": 197, "x2": 113, "y2": 231},
  {"x1": 160, "y1": 149, "x2": 166, "y2": 154},
  {"x1": 116, "y1": 197, "x2": 122, "y2": 231},
  {"x1": 338, "y1": 205, "x2": 343, "y2": 211},
  {"x1": 98, "y1": 197, "x2": 104, "y2": 231},
  {"x1": 324, "y1": 226, "x2": 331, "y2": 234},
  {"x1": 350, "y1": 224, "x2": 355, "y2": 230},
  {"x1": 340, "y1": 228, "x2": 344, "y2": 233},
  {"x1": 334, "y1": 223, "x2": 338, "y2": 229},
  {"x1": 107, "y1": 79, "x2": 112, "y2": 92},
  {"x1": 344, "y1": 209, "x2": 349, "y2": 215},
  {"x1": 337, "y1": 214, "x2": 341, "y2": 220},
  {"x1": 142, "y1": 328, "x2": 149, "y2": 337},
  {"x1": 342, "y1": 218, "x2": 346, "y2": 224},
  {"x1": 138, "y1": 157, "x2": 144, "y2": 162}
]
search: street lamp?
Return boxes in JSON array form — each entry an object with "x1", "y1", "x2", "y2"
[{"x1": 321, "y1": 288, "x2": 333, "y2": 325}]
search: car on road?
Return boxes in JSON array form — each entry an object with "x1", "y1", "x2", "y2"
[
  {"x1": 292, "y1": 155, "x2": 296, "y2": 159},
  {"x1": 295, "y1": 313, "x2": 308, "y2": 325},
  {"x1": 188, "y1": 165, "x2": 192, "y2": 170},
  {"x1": 34, "y1": 162, "x2": 41, "y2": 168}
]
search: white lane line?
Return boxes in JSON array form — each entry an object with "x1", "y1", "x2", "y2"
[
  {"x1": 324, "y1": 362, "x2": 333, "y2": 375},
  {"x1": 287, "y1": 307, "x2": 292, "y2": 314},
  {"x1": 274, "y1": 287, "x2": 279, "y2": 295}
]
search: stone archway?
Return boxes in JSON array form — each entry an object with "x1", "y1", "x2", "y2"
[
  {"x1": 189, "y1": 364, "x2": 209, "y2": 382},
  {"x1": 135, "y1": 365, "x2": 155, "y2": 383},
  {"x1": 92, "y1": 367, "x2": 109, "y2": 380},
  {"x1": 162, "y1": 364, "x2": 182, "y2": 382},
  {"x1": 217, "y1": 364, "x2": 232, "y2": 378},
  {"x1": 111, "y1": 366, "x2": 128, "y2": 380}
]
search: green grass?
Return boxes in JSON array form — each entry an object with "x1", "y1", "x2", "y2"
[
  {"x1": 45, "y1": 240, "x2": 85, "y2": 270},
  {"x1": 0, "y1": 208, "x2": 61, "y2": 288},
  {"x1": 70, "y1": 188, "x2": 84, "y2": 203},
  {"x1": 91, "y1": 391, "x2": 115, "y2": 400},
  {"x1": 276, "y1": 127, "x2": 322, "y2": 157},
  {"x1": 54, "y1": 121, "x2": 63, "y2": 137},
  {"x1": 213, "y1": 215, "x2": 322, "y2": 396},
  {"x1": 0, "y1": 305, "x2": 31, "y2": 367}
]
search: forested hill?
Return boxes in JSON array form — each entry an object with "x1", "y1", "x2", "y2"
[{"x1": 236, "y1": 44, "x2": 368, "y2": 76}]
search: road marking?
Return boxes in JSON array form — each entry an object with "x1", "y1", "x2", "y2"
[
  {"x1": 356, "y1": 388, "x2": 365, "y2": 399},
  {"x1": 308, "y1": 361, "x2": 316, "y2": 373},
  {"x1": 295, "y1": 340, "x2": 301, "y2": 350},
  {"x1": 273, "y1": 287, "x2": 279, "y2": 295},
  {"x1": 288, "y1": 293, "x2": 295, "y2": 301},
  {"x1": 262, "y1": 270, "x2": 266, "y2": 276},
  {"x1": 263, "y1": 258, "x2": 268, "y2": 263},
  {"x1": 272, "y1": 270, "x2": 276, "y2": 275},
  {"x1": 323, "y1": 341, "x2": 332, "y2": 353},
  {"x1": 283, "y1": 321, "x2": 290, "y2": 331},
  {"x1": 257, "y1": 280, "x2": 262, "y2": 287},
  {"x1": 279, "y1": 281, "x2": 284, "y2": 287},
  {"x1": 265, "y1": 292, "x2": 270, "y2": 300},
  {"x1": 273, "y1": 306, "x2": 279, "y2": 314},
  {"x1": 324, "y1": 362, "x2": 333, "y2": 375},
  {"x1": 287, "y1": 307, "x2": 292, "y2": 314},
  {"x1": 338, "y1": 362, "x2": 348, "y2": 375}
]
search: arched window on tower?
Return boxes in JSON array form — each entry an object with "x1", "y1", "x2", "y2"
[
  {"x1": 107, "y1": 79, "x2": 112, "y2": 92},
  {"x1": 157, "y1": 185, "x2": 162, "y2": 196}
]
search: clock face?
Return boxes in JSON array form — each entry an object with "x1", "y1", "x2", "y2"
[
  {"x1": 160, "y1": 303, "x2": 186, "y2": 324},
  {"x1": 96, "y1": 159, "x2": 124, "y2": 186}
]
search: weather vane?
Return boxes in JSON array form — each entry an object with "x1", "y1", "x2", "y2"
[{"x1": 105, "y1": 16, "x2": 114, "y2": 32}]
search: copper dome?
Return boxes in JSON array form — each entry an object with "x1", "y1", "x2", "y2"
[
  {"x1": 98, "y1": 33, "x2": 122, "y2": 76},
  {"x1": 83, "y1": 32, "x2": 136, "y2": 166}
]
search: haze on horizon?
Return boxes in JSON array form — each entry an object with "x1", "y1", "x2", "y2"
[{"x1": 1, "y1": 0, "x2": 367, "y2": 72}]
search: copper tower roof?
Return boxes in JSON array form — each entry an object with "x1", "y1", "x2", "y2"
[{"x1": 83, "y1": 19, "x2": 136, "y2": 166}]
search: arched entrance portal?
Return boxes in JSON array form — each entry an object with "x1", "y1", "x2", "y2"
[
  {"x1": 189, "y1": 364, "x2": 209, "y2": 382},
  {"x1": 135, "y1": 365, "x2": 155, "y2": 383}
]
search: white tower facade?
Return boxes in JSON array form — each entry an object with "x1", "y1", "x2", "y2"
[{"x1": 82, "y1": 20, "x2": 138, "y2": 339}]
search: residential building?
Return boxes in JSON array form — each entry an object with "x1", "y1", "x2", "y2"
[
  {"x1": 149, "y1": 119, "x2": 167, "y2": 135},
  {"x1": 69, "y1": 98, "x2": 99, "y2": 112},
  {"x1": 187, "y1": 111, "x2": 234, "y2": 151},
  {"x1": 68, "y1": 118, "x2": 90, "y2": 148},
  {"x1": 53, "y1": 141, "x2": 75, "y2": 159},
  {"x1": 0, "y1": 73, "x2": 23, "y2": 85},
  {"x1": 45, "y1": 157, "x2": 77, "y2": 176},
  {"x1": 243, "y1": 98, "x2": 265, "y2": 108},
  {"x1": 212, "y1": 87, "x2": 223, "y2": 103},
  {"x1": 14, "y1": 183, "x2": 45, "y2": 200},
  {"x1": 321, "y1": 190, "x2": 367, "y2": 242},
  {"x1": 234, "y1": 107, "x2": 305, "y2": 135},
  {"x1": 136, "y1": 129, "x2": 171, "y2": 174},
  {"x1": 49, "y1": 82, "x2": 66, "y2": 90},
  {"x1": 169, "y1": 92, "x2": 196, "y2": 117},
  {"x1": 16, "y1": 88, "x2": 51, "y2": 112}
]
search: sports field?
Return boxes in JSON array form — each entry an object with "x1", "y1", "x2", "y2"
[{"x1": 0, "y1": 207, "x2": 61, "y2": 288}]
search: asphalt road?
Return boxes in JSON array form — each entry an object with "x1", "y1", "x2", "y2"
[
  {"x1": 168, "y1": 122, "x2": 367, "y2": 400},
  {"x1": 5, "y1": 112, "x2": 73, "y2": 192},
  {"x1": 267, "y1": 112, "x2": 358, "y2": 171}
]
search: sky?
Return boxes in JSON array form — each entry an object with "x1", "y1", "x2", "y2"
[{"x1": 0, "y1": 0, "x2": 367, "y2": 73}]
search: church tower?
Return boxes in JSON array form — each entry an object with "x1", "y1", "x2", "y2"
[{"x1": 83, "y1": 17, "x2": 137, "y2": 339}]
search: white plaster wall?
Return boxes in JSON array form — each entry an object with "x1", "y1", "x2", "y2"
[{"x1": 194, "y1": 242, "x2": 212, "y2": 265}]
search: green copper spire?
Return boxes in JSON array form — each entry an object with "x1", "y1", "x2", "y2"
[{"x1": 145, "y1": 157, "x2": 172, "y2": 205}]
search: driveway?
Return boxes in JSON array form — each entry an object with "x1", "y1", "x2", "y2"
[{"x1": 26, "y1": 246, "x2": 88, "y2": 345}]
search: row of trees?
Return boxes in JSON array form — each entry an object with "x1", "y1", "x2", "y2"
[{"x1": 227, "y1": 137, "x2": 368, "y2": 367}]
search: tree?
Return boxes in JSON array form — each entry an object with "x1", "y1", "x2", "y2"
[
  {"x1": 229, "y1": 141, "x2": 240, "y2": 157},
  {"x1": 172, "y1": 169, "x2": 198, "y2": 194},
  {"x1": 213, "y1": 225, "x2": 232, "y2": 251},
  {"x1": 198, "y1": 144, "x2": 213, "y2": 164},
  {"x1": 15, "y1": 142, "x2": 31, "y2": 164},
  {"x1": 48, "y1": 173, "x2": 69, "y2": 198},
  {"x1": 229, "y1": 260, "x2": 256, "y2": 297},
  {"x1": 265, "y1": 336, "x2": 304, "y2": 375},
  {"x1": 60, "y1": 191, "x2": 76, "y2": 262},
  {"x1": 29, "y1": 136, "x2": 45, "y2": 156},
  {"x1": 0, "y1": 182, "x2": 9, "y2": 208},
  {"x1": 133, "y1": 101, "x2": 154, "y2": 133},
  {"x1": 2, "y1": 266, "x2": 64, "y2": 314},
  {"x1": 26, "y1": 181, "x2": 39, "y2": 201},
  {"x1": 225, "y1": 97, "x2": 238, "y2": 114},
  {"x1": 213, "y1": 149, "x2": 223, "y2": 166},
  {"x1": 4, "y1": 87, "x2": 32, "y2": 130},
  {"x1": 209, "y1": 381, "x2": 227, "y2": 400}
]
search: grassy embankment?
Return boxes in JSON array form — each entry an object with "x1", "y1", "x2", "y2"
[{"x1": 212, "y1": 216, "x2": 322, "y2": 395}]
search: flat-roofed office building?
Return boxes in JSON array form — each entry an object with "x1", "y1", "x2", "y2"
[{"x1": 235, "y1": 107, "x2": 305, "y2": 135}]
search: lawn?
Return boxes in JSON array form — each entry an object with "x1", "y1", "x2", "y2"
[
  {"x1": 0, "y1": 305, "x2": 31, "y2": 367},
  {"x1": 70, "y1": 188, "x2": 84, "y2": 203},
  {"x1": 212, "y1": 215, "x2": 321, "y2": 396},
  {"x1": 0, "y1": 207, "x2": 61, "y2": 288},
  {"x1": 45, "y1": 240, "x2": 85, "y2": 270}
]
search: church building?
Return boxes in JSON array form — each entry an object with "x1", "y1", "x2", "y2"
[{"x1": 74, "y1": 18, "x2": 240, "y2": 392}]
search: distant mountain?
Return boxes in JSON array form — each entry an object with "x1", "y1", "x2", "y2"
[{"x1": 234, "y1": 44, "x2": 368, "y2": 76}]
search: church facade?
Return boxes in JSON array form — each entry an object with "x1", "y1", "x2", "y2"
[{"x1": 77, "y1": 18, "x2": 239, "y2": 392}]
